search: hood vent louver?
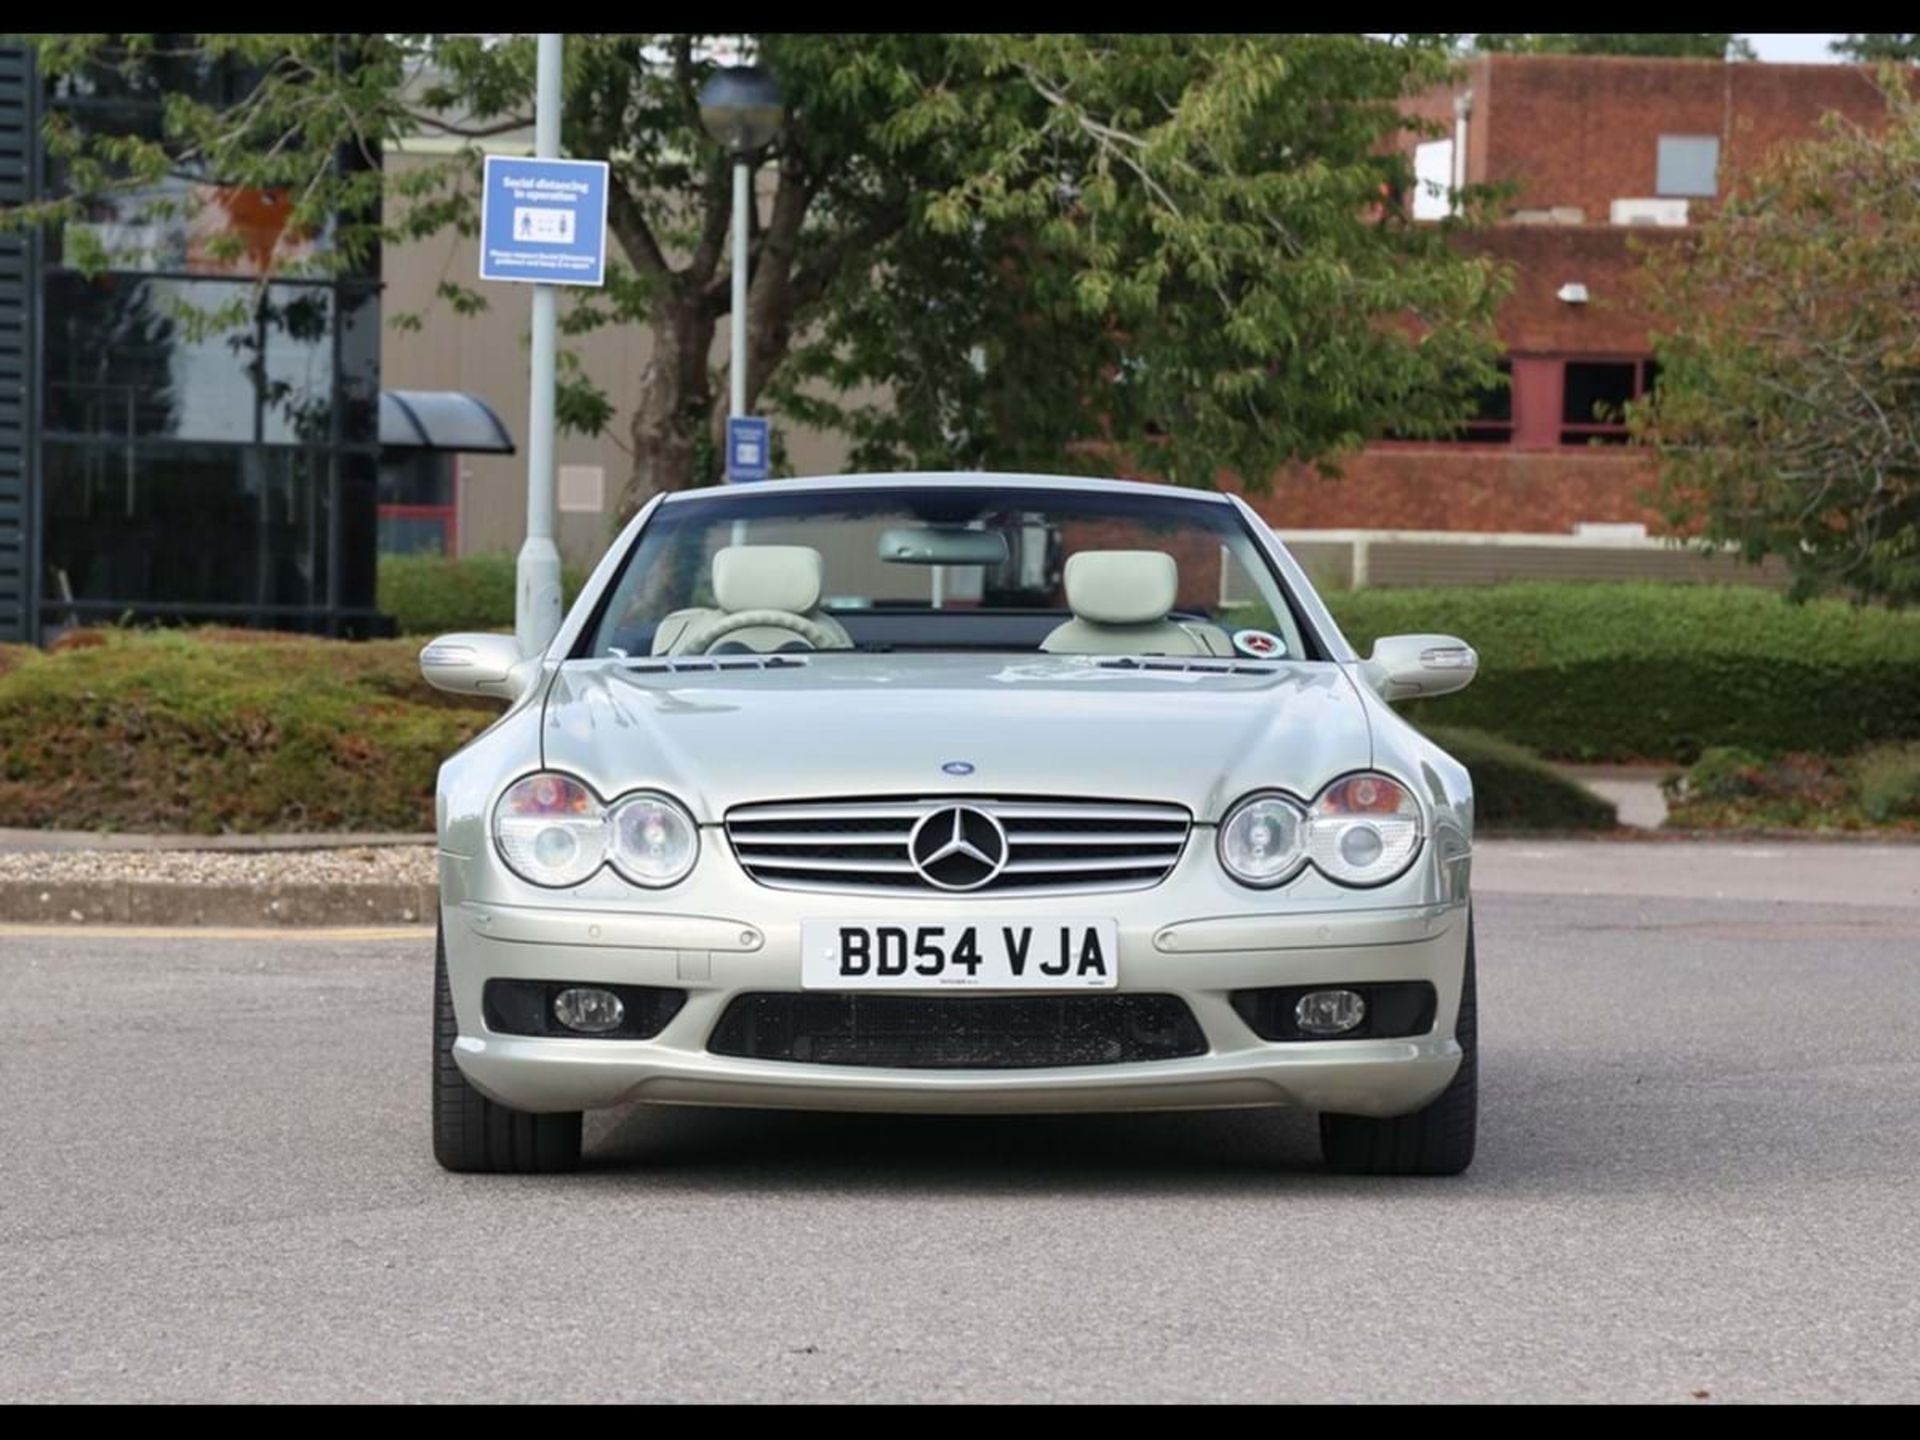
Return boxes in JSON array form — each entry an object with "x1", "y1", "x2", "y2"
[
  {"x1": 1094, "y1": 656, "x2": 1279, "y2": 676},
  {"x1": 625, "y1": 654, "x2": 811, "y2": 675}
]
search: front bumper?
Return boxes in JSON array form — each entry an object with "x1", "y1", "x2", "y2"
[{"x1": 439, "y1": 842, "x2": 1470, "y2": 1118}]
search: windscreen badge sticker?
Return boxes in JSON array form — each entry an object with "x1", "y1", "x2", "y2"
[{"x1": 1232, "y1": 629, "x2": 1287, "y2": 659}]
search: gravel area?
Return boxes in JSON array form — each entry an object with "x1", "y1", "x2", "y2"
[{"x1": 0, "y1": 845, "x2": 437, "y2": 887}]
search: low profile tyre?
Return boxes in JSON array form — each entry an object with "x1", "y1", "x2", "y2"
[
  {"x1": 1318, "y1": 918, "x2": 1478, "y2": 1177},
  {"x1": 432, "y1": 922, "x2": 582, "y2": 1174}
]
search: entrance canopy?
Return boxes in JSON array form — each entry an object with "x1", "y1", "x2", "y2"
[{"x1": 379, "y1": 390, "x2": 515, "y2": 453}]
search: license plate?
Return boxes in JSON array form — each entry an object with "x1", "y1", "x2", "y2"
[{"x1": 800, "y1": 920, "x2": 1120, "y2": 990}]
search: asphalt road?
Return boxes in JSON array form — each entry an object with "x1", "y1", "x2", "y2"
[{"x1": 4, "y1": 849, "x2": 1919, "y2": 1402}]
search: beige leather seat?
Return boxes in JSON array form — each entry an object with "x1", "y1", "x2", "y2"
[
  {"x1": 1039, "y1": 550, "x2": 1231, "y2": 657},
  {"x1": 652, "y1": 545, "x2": 853, "y2": 655}
]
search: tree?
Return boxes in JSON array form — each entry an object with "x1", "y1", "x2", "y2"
[
  {"x1": 1832, "y1": 35, "x2": 1920, "y2": 62},
  {"x1": 10, "y1": 33, "x2": 1507, "y2": 519},
  {"x1": 1633, "y1": 75, "x2": 1920, "y2": 604},
  {"x1": 1473, "y1": 35, "x2": 1755, "y2": 60}
]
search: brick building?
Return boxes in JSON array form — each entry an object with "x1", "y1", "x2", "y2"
[{"x1": 1246, "y1": 53, "x2": 1892, "y2": 537}]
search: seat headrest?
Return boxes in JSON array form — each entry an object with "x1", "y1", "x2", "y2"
[
  {"x1": 1063, "y1": 550, "x2": 1178, "y2": 626},
  {"x1": 712, "y1": 545, "x2": 825, "y2": 614}
]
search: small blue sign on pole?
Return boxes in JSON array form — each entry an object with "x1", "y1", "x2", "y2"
[
  {"x1": 726, "y1": 416, "x2": 772, "y2": 482},
  {"x1": 479, "y1": 154, "x2": 609, "y2": 287}
]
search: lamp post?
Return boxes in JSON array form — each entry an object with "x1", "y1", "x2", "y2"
[
  {"x1": 515, "y1": 32, "x2": 565, "y2": 657},
  {"x1": 697, "y1": 64, "x2": 785, "y2": 460}
]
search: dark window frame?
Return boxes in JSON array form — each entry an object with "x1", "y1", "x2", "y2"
[{"x1": 1557, "y1": 356, "x2": 1658, "y2": 447}]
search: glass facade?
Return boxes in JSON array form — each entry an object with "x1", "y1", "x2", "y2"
[{"x1": 30, "y1": 37, "x2": 386, "y2": 636}]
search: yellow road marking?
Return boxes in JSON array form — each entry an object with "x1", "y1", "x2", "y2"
[{"x1": 0, "y1": 923, "x2": 434, "y2": 942}]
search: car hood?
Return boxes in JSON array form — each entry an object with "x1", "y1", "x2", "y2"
[{"x1": 539, "y1": 653, "x2": 1373, "y2": 823}]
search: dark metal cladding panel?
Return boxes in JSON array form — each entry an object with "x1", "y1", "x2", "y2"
[{"x1": 0, "y1": 44, "x2": 35, "y2": 643}]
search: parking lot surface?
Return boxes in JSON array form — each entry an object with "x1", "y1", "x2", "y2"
[{"x1": 3, "y1": 845, "x2": 1917, "y2": 1402}]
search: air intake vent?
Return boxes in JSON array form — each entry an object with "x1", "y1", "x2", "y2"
[
  {"x1": 708, "y1": 992, "x2": 1208, "y2": 1068},
  {"x1": 626, "y1": 654, "x2": 809, "y2": 675},
  {"x1": 725, "y1": 796, "x2": 1192, "y2": 895},
  {"x1": 1094, "y1": 657, "x2": 1279, "y2": 676}
]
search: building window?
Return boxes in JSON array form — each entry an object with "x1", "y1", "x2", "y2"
[
  {"x1": 1460, "y1": 361, "x2": 1513, "y2": 443},
  {"x1": 32, "y1": 35, "x2": 386, "y2": 637},
  {"x1": 378, "y1": 453, "x2": 458, "y2": 556},
  {"x1": 1560, "y1": 359, "x2": 1657, "y2": 446},
  {"x1": 1412, "y1": 139, "x2": 1454, "y2": 220},
  {"x1": 1656, "y1": 136, "x2": 1720, "y2": 198}
]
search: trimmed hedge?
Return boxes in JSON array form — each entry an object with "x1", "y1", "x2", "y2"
[
  {"x1": 0, "y1": 628, "x2": 1613, "y2": 836},
  {"x1": 1327, "y1": 583, "x2": 1920, "y2": 763},
  {"x1": 378, "y1": 552, "x2": 590, "y2": 637},
  {"x1": 0, "y1": 630, "x2": 494, "y2": 834},
  {"x1": 1419, "y1": 724, "x2": 1617, "y2": 832}
]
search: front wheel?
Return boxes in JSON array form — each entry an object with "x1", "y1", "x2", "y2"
[
  {"x1": 432, "y1": 922, "x2": 582, "y2": 1174},
  {"x1": 1318, "y1": 917, "x2": 1478, "y2": 1176}
]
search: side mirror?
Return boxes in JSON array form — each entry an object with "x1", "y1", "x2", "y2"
[
  {"x1": 1361, "y1": 633, "x2": 1478, "y2": 701},
  {"x1": 419, "y1": 633, "x2": 540, "y2": 702}
]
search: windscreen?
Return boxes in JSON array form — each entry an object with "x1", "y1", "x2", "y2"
[{"x1": 581, "y1": 485, "x2": 1313, "y2": 661}]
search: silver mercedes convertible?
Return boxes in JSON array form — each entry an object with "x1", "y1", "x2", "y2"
[{"x1": 420, "y1": 474, "x2": 1481, "y2": 1175}]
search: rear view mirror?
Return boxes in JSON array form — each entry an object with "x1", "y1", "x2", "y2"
[
  {"x1": 419, "y1": 633, "x2": 540, "y2": 702},
  {"x1": 1362, "y1": 633, "x2": 1478, "y2": 701},
  {"x1": 878, "y1": 526, "x2": 1010, "y2": 566}
]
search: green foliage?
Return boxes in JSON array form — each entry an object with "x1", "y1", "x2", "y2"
[
  {"x1": 790, "y1": 34, "x2": 1509, "y2": 488},
  {"x1": 1832, "y1": 35, "x2": 1920, "y2": 62},
  {"x1": 1472, "y1": 34, "x2": 1752, "y2": 59},
  {"x1": 1417, "y1": 724, "x2": 1617, "y2": 831},
  {"x1": 1673, "y1": 745, "x2": 1773, "y2": 800},
  {"x1": 1664, "y1": 743, "x2": 1920, "y2": 832},
  {"x1": 377, "y1": 552, "x2": 589, "y2": 636},
  {"x1": 1856, "y1": 744, "x2": 1920, "y2": 822},
  {"x1": 1635, "y1": 75, "x2": 1920, "y2": 605},
  {"x1": 0, "y1": 630, "x2": 495, "y2": 833},
  {"x1": 7, "y1": 34, "x2": 1507, "y2": 512},
  {"x1": 1327, "y1": 583, "x2": 1920, "y2": 762}
]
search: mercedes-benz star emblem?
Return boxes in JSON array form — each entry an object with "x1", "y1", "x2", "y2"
[{"x1": 908, "y1": 806, "x2": 1008, "y2": 891}]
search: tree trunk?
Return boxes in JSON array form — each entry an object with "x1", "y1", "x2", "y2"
[{"x1": 618, "y1": 298, "x2": 717, "y2": 522}]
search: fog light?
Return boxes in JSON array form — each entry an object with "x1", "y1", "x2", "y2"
[
  {"x1": 1295, "y1": 988, "x2": 1367, "y2": 1036},
  {"x1": 553, "y1": 986, "x2": 625, "y2": 1034},
  {"x1": 1338, "y1": 823, "x2": 1384, "y2": 869}
]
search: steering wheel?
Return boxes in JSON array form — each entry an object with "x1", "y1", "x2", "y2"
[{"x1": 674, "y1": 608, "x2": 842, "y2": 656}]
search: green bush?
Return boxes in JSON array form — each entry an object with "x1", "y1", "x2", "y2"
[
  {"x1": 1672, "y1": 745, "x2": 1773, "y2": 801},
  {"x1": 1327, "y1": 583, "x2": 1920, "y2": 762},
  {"x1": 1418, "y1": 724, "x2": 1617, "y2": 832},
  {"x1": 1856, "y1": 744, "x2": 1920, "y2": 824},
  {"x1": 0, "y1": 630, "x2": 495, "y2": 833},
  {"x1": 378, "y1": 552, "x2": 590, "y2": 636},
  {"x1": 1663, "y1": 743, "x2": 1917, "y2": 832}
]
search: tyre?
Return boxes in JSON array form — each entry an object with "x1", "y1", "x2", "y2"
[
  {"x1": 432, "y1": 922, "x2": 582, "y2": 1174},
  {"x1": 1318, "y1": 916, "x2": 1478, "y2": 1177}
]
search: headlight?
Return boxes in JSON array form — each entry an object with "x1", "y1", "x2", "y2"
[
  {"x1": 1218, "y1": 774, "x2": 1424, "y2": 889},
  {"x1": 1217, "y1": 792, "x2": 1309, "y2": 887},
  {"x1": 493, "y1": 773, "x2": 608, "y2": 887},
  {"x1": 1307, "y1": 773, "x2": 1423, "y2": 886},
  {"x1": 608, "y1": 792, "x2": 699, "y2": 887}
]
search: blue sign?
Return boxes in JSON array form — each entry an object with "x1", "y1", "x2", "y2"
[
  {"x1": 479, "y1": 154, "x2": 609, "y2": 287},
  {"x1": 726, "y1": 416, "x2": 772, "y2": 482}
]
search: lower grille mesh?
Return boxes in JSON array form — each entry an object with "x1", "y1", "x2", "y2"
[{"x1": 708, "y1": 993, "x2": 1208, "y2": 1069}]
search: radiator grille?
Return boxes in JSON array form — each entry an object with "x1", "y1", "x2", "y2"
[{"x1": 725, "y1": 796, "x2": 1192, "y2": 895}]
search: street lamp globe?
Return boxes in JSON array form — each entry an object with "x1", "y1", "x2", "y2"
[{"x1": 698, "y1": 65, "x2": 785, "y2": 156}]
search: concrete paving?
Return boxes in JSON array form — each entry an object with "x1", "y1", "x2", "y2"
[
  {"x1": 1555, "y1": 765, "x2": 1674, "y2": 829},
  {"x1": 0, "y1": 828, "x2": 431, "y2": 853},
  {"x1": 3, "y1": 844, "x2": 1919, "y2": 1402}
]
